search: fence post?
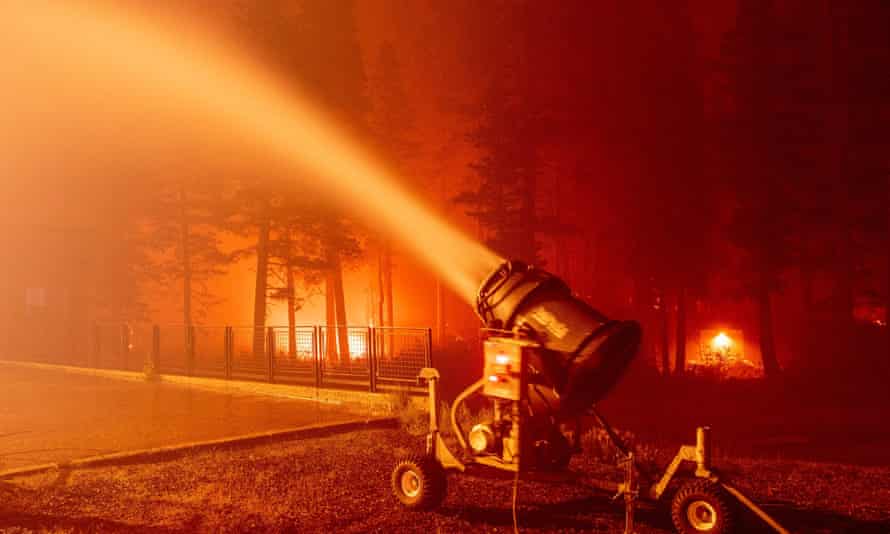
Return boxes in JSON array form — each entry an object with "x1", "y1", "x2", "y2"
[
  {"x1": 314, "y1": 325, "x2": 322, "y2": 388},
  {"x1": 426, "y1": 327, "x2": 434, "y2": 368},
  {"x1": 266, "y1": 327, "x2": 275, "y2": 383},
  {"x1": 186, "y1": 325, "x2": 195, "y2": 376},
  {"x1": 151, "y1": 324, "x2": 160, "y2": 373},
  {"x1": 368, "y1": 326, "x2": 377, "y2": 393},
  {"x1": 224, "y1": 326, "x2": 232, "y2": 380}
]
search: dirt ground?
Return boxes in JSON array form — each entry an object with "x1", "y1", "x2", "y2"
[{"x1": 1, "y1": 427, "x2": 889, "y2": 533}]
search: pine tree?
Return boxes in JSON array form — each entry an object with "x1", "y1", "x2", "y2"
[
  {"x1": 267, "y1": 206, "x2": 328, "y2": 356},
  {"x1": 233, "y1": 0, "x2": 368, "y2": 361},
  {"x1": 146, "y1": 173, "x2": 232, "y2": 327},
  {"x1": 91, "y1": 175, "x2": 155, "y2": 324},
  {"x1": 607, "y1": 0, "x2": 713, "y2": 376},
  {"x1": 369, "y1": 41, "x2": 415, "y2": 329},
  {"x1": 290, "y1": 0, "x2": 369, "y2": 362},
  {"x1": 717, "y1": 0, "x2": 832, "y2": 377},
  {"x1": 454, "y1": 2, "x2": 542, "y2": 264},
  {"x1": 828, "y1": 0, "x2": 890, "y2": 375}
]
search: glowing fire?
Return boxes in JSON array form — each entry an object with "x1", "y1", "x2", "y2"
[
  {"x1": 347, "y1": 331, "x2": 368, "y2": 359},
  {"x1": 711, "y1": 332, "x2": 732, "y2": 351},
  {"x1": 296, "y1": 335, "x2": 314, "y2": 356},
  {"x1": 275, "y1": 330, "x2": 367, "y2": 360},
  {"x1": 692, "y1": 328, "x2": 761, "y2": 378}
]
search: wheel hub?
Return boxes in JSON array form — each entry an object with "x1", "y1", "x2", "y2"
[
  {"x1": 687, "y1": 500, "x2": 717, "y2": 531},
  {"x1": 400, "y1": 470, "x2": 421, "y2": 498}
]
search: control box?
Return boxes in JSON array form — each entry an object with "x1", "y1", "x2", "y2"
[{"x1": 482, "y1": 338, "x2": 534, "y2": 400}]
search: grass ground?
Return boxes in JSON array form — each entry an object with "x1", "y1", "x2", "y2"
[{"x1": 1, "y1": 426, "x2": 889, "y2": 533}]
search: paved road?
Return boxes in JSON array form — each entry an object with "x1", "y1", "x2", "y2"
[{"x1": 0, "y1": 364, "x2": 354, "y2": 470}]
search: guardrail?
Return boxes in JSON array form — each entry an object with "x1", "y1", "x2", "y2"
[{"x1": 21, "y1": 323, "x2": 432, "y2": 393}]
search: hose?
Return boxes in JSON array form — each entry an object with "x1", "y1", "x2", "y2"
[{"x1": 450, "y1": 378, "x2": 486, "y2": 451}]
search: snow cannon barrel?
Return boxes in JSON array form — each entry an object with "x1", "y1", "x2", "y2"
[{"x1": 476, "y1": 260, "x2": 641, "y2": 417}]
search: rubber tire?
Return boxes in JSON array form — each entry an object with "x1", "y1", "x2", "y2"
[
  {"x1": 671, "y1": 479, "x2": 735, "y2": 534},
  {"x1": 391, "y1": 455, "x2": 447, "y2": 510}
]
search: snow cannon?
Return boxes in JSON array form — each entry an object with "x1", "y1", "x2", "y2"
[
  {"x1": 475, "y1": 260, "x2": 641, "y2": 417},
  {"x1": 392, "y1": 260, "x2": 789, "y2": 534}
]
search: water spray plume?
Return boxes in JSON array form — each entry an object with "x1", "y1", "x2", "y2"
[{"x1": 0, "y1": 2, "x2": 501, "y2": 303}]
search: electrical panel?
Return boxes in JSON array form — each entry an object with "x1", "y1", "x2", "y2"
[{"x1": 482, "y1": 338, "x2": 532, "y2": 400}]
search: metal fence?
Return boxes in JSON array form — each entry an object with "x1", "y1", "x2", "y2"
[{"x1": 22, "y1": 323, "x2": 432, "y2": 392}]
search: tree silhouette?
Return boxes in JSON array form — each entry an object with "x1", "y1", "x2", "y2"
[
  {"x1": 455, "y1": 1, "x2": 543, "y2": 264},
  {"x1": 291, "y1": 0, "x2": 369, "y2": 362},
  {"x1": 266, "y1": 203, "x2": 331, "y2": 356},
  {"x1": 604, "y1": 0, "x2": 714, "y2": 375},
  {"x1": 146, "y1": 171, "x2": 232, "y2": 327},
  {"x1": 368, "y1": 41, "x2": 415, "y2": 329},
  {"x1": 232, "y1": 0, "x2": 368, "y2": 360},
  {"x1": 717, "y1": 0, "x2": 834, "y2": 377}
]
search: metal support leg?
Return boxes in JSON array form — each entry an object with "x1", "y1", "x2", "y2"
[
  {"x1": 418, "y1": 367, "x2": 465, "y2": 472},
  {"x1": 590, "y1": 405, "x2": 631, "y2": 457},
  {"x1": 420, "y1": 368, "x2": 440, "y2": 455},
  {"x1": 623, "y1": 452, "x2": 637, "y2": 534},
  {"x1": 695, "y1": 426, "x2": 712, "y2": 477}
]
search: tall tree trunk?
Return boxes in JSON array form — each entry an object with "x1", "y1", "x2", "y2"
[
  {"x1": 108, "y1": 221, "x2": 124, "y2": 322},
  {"x1": 886, "y1": 174, "x2": 889, "y2": 373},
  {"x1": 324, "y1": 236, "x2": 349, "y2": 364},
  {"x1": 582, "y1": 235, "x2": 597, "y2": 300},
  {"x1": 517, "y1": 1, "x2": 536, "y2": 265},
  {"x1": 828, "y1": 0, "x2": 857, "y2": 363},
  {"x1": 758, "y1": 269, "x2": 780, "y2": 378},
  {"x1": 383, "y1": 241, "x2": 393, "y2": 329},
  {"x1": 377, "y1": 247, "x2": 385, "y2": 327},
  {"x1": 634, "y1": 277, "x2": 657, "y2": 369},
  {"x1": 842, "y1": 232, "x2": 857, "y2": 347},
  {"x1": 376, "y1": 248, "x2": 386, "y2": 358},
  {"x1": 330, "y1": 249, "x2": 349, "y2": 364},
  {"x1": 660, "y1": 292, "x2": 670, "y2": 376},
  {"x1": 325, "y1": 271, "x2": 336, "y2": 362},
  {"x1": 252, "y1": 217, "x2": 270, "y2": 358},
  {"x1": 435, "y1": 277, "x2": 445, "y2": 347},
  {"x1": 286, "y1": 265, "x2": 296, "y2": 357},
  {"x1": 518, "y1": 172, "x2": 536, "y2": 263},
  {"x1": 0, "y1": 245, "x2": 9, "y2": 355},
  {"x1": 675, "y1": 287, "x2": 687, "y2": 375},
  {"x1": 382, "y1": 242, "x2": 394, "y2": 358},
  {"x1": 179, "y1": 183, "x2": 192, "y2": 328},
  {"x1": 800, "y1": 264, "x2": 816, "y2": 370}
]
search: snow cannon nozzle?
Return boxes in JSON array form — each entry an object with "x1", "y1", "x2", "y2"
[{"x1": 475, "y1": 259, "x2": 642, "y2": 415}]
